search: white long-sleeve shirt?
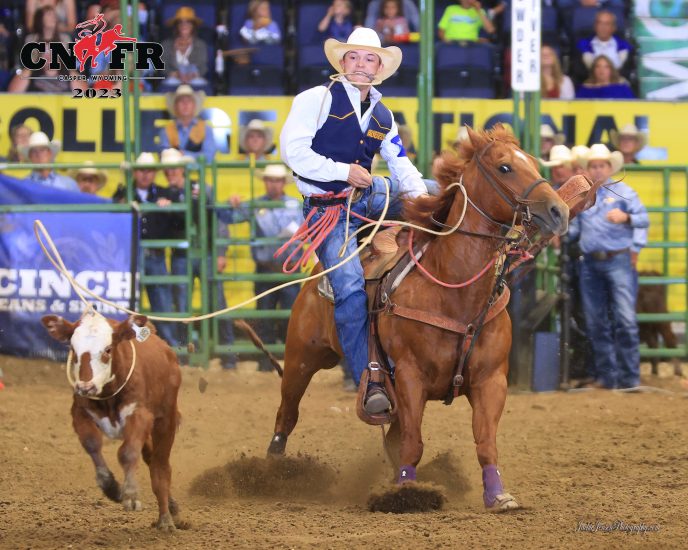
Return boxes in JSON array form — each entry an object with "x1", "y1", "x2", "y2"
[{"x1": 280, "y1": 79, "x2": 426, "y2": 198}]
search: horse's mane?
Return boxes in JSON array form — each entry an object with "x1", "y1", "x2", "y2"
[{"x1": 403, "y1": 125, "x2": 519, "y2": 230}]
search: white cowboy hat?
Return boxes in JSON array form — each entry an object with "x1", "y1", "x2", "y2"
[
  {"x1": 160, "y1": 148, "x2": 194, "y2": 165},
  {"x1": 165, "y1": 84, "x2": 205, "y2": 118},
  {"x1": 540, "y1": 124, "x2": 565, "y2": 145},
  {"x1": 258, "y1": 164, "x2": 291, "y2": 180},
  {"x1": 69, "y1": 161, "x2": 107, "y2": 187},
  {"x1": 609, "y1": 123, "x2": 647, "y2": 151},
  {"x1": 540, "y1": 144, "x2": 572, "y2": 167},
  {"x1": 579, "y1": 143, "x2": 624, "y2": 175},
  {"x1": 19, "y1": 131, "x2": 61, "y2": 158},
  {"x1": 570, "y1": 145, "x2": 590, "y2": 165},
  {"x1": 134, "y1": 152, "x2": 157, "y2": 167},
  {"x1": 447, "y1": 126, "x2": 469, "y2": 148},
  {"x1": 239, "y1": 119, "x2": 274, "y2": 154},
  {"x1": 324, "y1": 27, "x2": 402, "y2": 83}
]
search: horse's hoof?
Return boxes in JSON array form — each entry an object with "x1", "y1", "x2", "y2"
[
  {"x1": 487, "y1": 493, "x2": 519, "y2": 512},
  {"x1": 267, "y1": 432, "x2": 287, "y2": 456},
  {"x1": 122, "y1": 498, "x2": 142, "y2": 512},
  {"x1": 168, "y1": 497, "x2": 180, "y2": 517},
  {"x1": 155, "y1": 512, "x2": 176, "y2": 532}
]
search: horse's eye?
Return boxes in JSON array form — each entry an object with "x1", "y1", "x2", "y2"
[{"x1": 499, "y1": 164, "x2": 512, "y2": 174}]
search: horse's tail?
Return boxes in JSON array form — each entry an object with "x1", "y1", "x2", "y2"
[{"x1": 233, "y1": 320, "x2": 284, "y2": 377}]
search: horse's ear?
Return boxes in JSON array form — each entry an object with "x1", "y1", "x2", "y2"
[{"x1": 465, "y1": 126, "x2": 484, "y2": 148}]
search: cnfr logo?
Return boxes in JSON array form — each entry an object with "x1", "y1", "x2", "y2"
[{"x1": 19, "y1": 14, "x2": 164, "y2": 73}]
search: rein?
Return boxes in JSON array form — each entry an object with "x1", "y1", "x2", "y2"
[{"x1": 66, "y1": 340, "x2": 137, "y2": 401}]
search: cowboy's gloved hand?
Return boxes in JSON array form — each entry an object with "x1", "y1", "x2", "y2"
[
  {"x1": 348, "y1": 163, "x2": 372, "y2": 188},
  {"x1": 606, "y1": 208, "x2": 629, "y2": 224}
]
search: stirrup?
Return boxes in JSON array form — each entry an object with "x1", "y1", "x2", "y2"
[
  {"x1": 356, "y1": 363, "x2": 398, "y2": 426},
  {"x1": 364, "y1": 382, "x2": 391, "y2": 414}
]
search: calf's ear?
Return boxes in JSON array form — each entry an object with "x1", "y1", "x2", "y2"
[
  {"x1": 41, "y1": 315, "x2": 77, "y2": 343},
  {"x1": 113, "y1": 314, "x2": 149, "y2": 342}
]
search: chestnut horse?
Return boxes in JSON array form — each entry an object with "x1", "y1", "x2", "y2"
[{"x1": 266, "y1": 126, "x2": 570, "y2": 511}]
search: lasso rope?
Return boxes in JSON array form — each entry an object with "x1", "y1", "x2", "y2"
[{"x1": 66, "y1": 339, "x2": 137, "y2": 401}]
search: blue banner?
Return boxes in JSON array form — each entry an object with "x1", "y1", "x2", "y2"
[{"x1": 0, "y1": 175, "x2": 133, "y2": 360}]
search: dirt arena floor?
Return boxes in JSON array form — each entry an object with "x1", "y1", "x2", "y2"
[{"x1": 1, "y1": 354, "x2": 687, "y2": 550}]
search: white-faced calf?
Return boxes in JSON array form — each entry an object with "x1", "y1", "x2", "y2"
[{"x1": 41, "y1": 312, "x2": 182, "y2": 531}]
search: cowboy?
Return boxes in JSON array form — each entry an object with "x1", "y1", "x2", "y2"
[
  {"x1": 159, "y1": 148, "x2": 237, "y2": 369},
  {"x1": 21, "y1": 132, "x2": 79, "y2": 192},
  {"x1": 539, "y1": 124, "x2": 565, "y2": 162},
  {"x1": 568, "y1": 144, "x2": 649, "y2": 390},
  {"x1": 540, "y1": 144, "x2": 574, "y2": 189},
  {"x1": 158, "y1": 84, "x2": 217, "y2": 162},
  {"x1": 112, "y1": 152, "x2": 180, "y2": 348},
  {"x1": 280, "y1": 27, "x2": 427, "y2": 414},
  {"x1": 71, "y1": 161, "x2": 107, "y2": 195},
  {"x1": 218, "y1": 164, "x2": 303, "y2": 371},
  {"x1": 610, "y1": 123, "x2": 646, "y2": 165},
  {"x1": 239, "y1": 119, "x2": 274, "y2": 160}
]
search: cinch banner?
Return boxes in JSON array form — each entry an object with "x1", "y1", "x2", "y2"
[{"x1": 0, "y1": 175, "x2": 133, "y2": 360}]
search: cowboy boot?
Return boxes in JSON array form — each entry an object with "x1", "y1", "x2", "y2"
[{"x1": 364, "y1": 363, "x2": 391, "y2": 414}]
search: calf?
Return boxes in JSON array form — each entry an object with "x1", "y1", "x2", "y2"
[{"x1": 41, "y1": 311, "x2": 182, "y2": 531}]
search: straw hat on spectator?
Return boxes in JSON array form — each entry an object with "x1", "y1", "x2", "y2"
[
  {"x1": 166, "y1": 6, "x2": 203, "y2": 28},
  {"x1": 609, "y1": 123, "x2": 647, "y2": 151},
  {"x1": 160, "y1": 148, "x2": 194, "y2": 165},
  {"x1": 257, "y1": 164, "x2": 291, "y2": 181},
  {"x1": 579, "y1": 144, "x2": 624, "y2": 175},
  {"x1": 239, "y1": 119, "x2": 274, "y2": 154},
  {"x1": 541, "y1": 145, "x2": 572, "y2": 167},
  {"x1": 324, "y1": 27, "x2": 402, "y2": 83},
  {"x1": 166, "y1": 84, "x2": 205, "y2": 118},
  {"x1": 70, "y1": 161, "x2": 107, "y2": 189},
  {"x1": 19, "y1": 131, "x2": 61, "y2": 158},
  {"x1": 540, "y1": 124, "x2": 565, "y2": 145}
]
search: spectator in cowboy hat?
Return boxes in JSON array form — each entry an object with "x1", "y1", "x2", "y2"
[
  {"x1": 239, "y1": 119, "x2": 275, "y2": 160},
  {"x1": 158, "y1": 84, "x2": 217, "y2": 162},
  {"x1": 568, "y1": 143, "x2": 648, "y2": 390},
  {"x1": 71, "y1": 161, "x2": 107, "y2": 195},
  {"x1": 218, "y1": 163, "x2": 303, "y2": 371},
  {"x1": 158, "y1": 148, "x2": 238, "y2": 369},
  {"x1": 160, "y1": 6, "x2": 209, "y2": 93},
  {"x1": 570, "y1": 145, "x2": 590, "y2": 176},
  {"x1": 540, "y1": 144, "x2": 574, "y2": 190},
  {"x1": 540, "y1": 124, "x2": 565, "y2": 162},
  {"x1": 610, "y1": 123, "x2": 647, "y2": 165},
  {"x1": 21, "y1": 131, "x2": 78, "y2": 192},
  {"x1": 112, "y1": 152, "x2": 180, "y2": 347}
]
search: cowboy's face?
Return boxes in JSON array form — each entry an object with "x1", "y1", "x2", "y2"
[
  {"x1": 340, "y1": 49, "x2": 382, "y2": 84},
  {"x1": 134, "y1": 168, "x2": 156, "y2": 189},
  {"x1": 29, "y1": 146, "x2": 53, "y2": 164},
  {"x1": 77, "y1": 175, "x2": 101, "y2": 194},
  {"x1": 164, "y1": 167, "x2": 185, "y2": 187},
  {"x1": 618, "y1": 135, "x2": 639, "y2": 155},
  {"x1": 541, "y1": 137, "x2": 555, "y2": 156},
  {"x1": 587, "y1": 159, "x2": 612, "y2": 183},
  {"x1": 551, "y1": 164, "x2": 574, "y2": 186},
  {"x1": 245, "y1": 130, "x2": 267, "y2": 154},
  {"x1": 264, "y1": 176, "x2": 286, "y2": 200},
  {"x1": 174, "y1": 95, "x2": 196, "y2": 118}
]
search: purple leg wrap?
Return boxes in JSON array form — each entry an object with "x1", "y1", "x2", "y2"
[
  {"x1": 398, "y1": 465, "x2": 416, "y2": 484},
  {"x1": 482, "y1": 464, "x2": 504, "y2": 508}
]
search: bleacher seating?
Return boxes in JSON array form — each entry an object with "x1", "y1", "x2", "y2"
[{"x1": 435, "y1": 42, "x2": 496, "y2": 98}]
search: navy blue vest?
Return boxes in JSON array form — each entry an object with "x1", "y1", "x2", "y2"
[{"x1": 298, "y1": 82, "x2": 393, "y2": 194}]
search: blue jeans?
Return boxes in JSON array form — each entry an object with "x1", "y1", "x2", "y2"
[
  {"x1": 170, "y1": 253, "x2": 236, "y2": 367},
  {"x1": 579, "y1": 252, "x2": 640, "y2": 389},
  {"x1": 143, "y1": 250, "x2": 179, "y2": 347},
  {"x1": 304, "y1": 176, "x2": 403, "y2": 384}
]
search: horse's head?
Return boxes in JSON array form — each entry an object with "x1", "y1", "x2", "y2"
[{"x1": 459, "y1": 125, "x2": 569, "y2": 236}]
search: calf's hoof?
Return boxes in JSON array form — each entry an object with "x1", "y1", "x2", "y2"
[{"x1": 156, "y1": 512, "x2": 177, "y2": 532}]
